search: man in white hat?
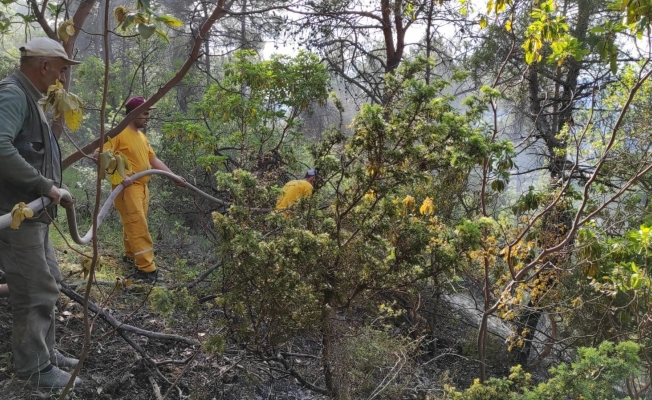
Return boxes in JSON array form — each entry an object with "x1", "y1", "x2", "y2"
[{"x1": 0, "y1": 37, "x2": 82, "y2": 389}]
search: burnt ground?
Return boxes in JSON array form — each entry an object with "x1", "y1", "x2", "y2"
[
  {"x1": 0, "y1": 282, "x2": 511, "y2": 400},
  {"x1": 0, "y1": 225, "x2": 514, "y2": 400},
  {"x1": 0, "y1": 247, "x2": 330, "y2": 400}
]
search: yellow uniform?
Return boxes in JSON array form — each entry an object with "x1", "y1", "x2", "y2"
[
  {"x1": 275, "y1": 179, "x2": 313, "y2": 211},
  {"x1": 103, "y1": 128, "x2": 156, "y2": 273}
]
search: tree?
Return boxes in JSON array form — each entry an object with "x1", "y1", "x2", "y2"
[
  {"x1": 286, "y1": 0, "x2": 461, "y2": 105},
  {"x1": 205, "y1": 56, "x2": 511, "y2": 396},
  {"x1": 469, "y1": 0, "x2": 652, "y2": 382}
]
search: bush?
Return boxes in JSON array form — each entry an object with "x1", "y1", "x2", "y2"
[
  {"x1": 445, "y1": 341, "x2": 640, "y2": 400},
  {"x1": 332, "y1": 325, "x2": 418, "y2": 399}
]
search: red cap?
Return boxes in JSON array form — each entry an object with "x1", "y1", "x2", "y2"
[{"x1": 125, "y1": 96, "x2": 156, "y2": 114}]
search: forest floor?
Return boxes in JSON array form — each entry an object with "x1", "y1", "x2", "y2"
[{"x1": 0, "y1": 217, "x2": 516, "y2": 400}]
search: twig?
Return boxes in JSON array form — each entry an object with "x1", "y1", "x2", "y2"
[
  {"x1": 274, "y1": 354, "x2": 329, "y2": 395},
  {"x1": 279, "y1": 352, "x2": 320, "y2": 360},
  {"x1": 156, "y1": 354, "x2": 196, "y2": 366},
  {"x1": 161, "y1": 351, "x2": 198, "y2": 400},
  {"x1": 367, "y1": 351, "x2": 405, "y2": 400},
  {"x1": 181, "y1": 261, "x2": 221, "y2": 289},
  {"x1": 60, "y1": 284, "x2": 200, "y2": 346},
  {"x1": 119, "y1": 330, "x2": 172, "y2": 385},
  {"x1": 149, "y1": 375, "x2": 163, "y2": 400}
]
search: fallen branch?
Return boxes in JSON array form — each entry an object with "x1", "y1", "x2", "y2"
[{"x1": 60, "y1": 283, "x2": 200, "y2": 346}]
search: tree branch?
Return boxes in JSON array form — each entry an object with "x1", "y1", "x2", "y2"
[
  {"x1": 62, "y1": 0, "x2": 230, "y2": 169},
  {"x1": 29, "y1": 0, "x2": 57, "y2": 39}
]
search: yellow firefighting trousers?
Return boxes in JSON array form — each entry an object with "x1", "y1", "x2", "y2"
[{"x1": 113, "y1": 182, "x2": 156, "y2": 273}]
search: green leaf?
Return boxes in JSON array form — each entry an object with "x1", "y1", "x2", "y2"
[
  {"x1": 121, "y1": 14, "x2": 135, "y2": 31},
  {"x1": 15, "y1": 13, "x2": 35, "y2": 23},
  {"x1": 138, "y1": 23, "x2": 157, "y2": 40},
  {"x1": 46, "y1": 3, "x2": 59, "y2": 14},
  {"x1": 137, "y1": 0, "x2": 150, "y2": 10},
  {"x1": 631, "y1": 273, "x2": 640, "y2": 289},
  {"x1": 155, "y1": 14, "x2": 183, "y2": 28},
  {"x1": 155, "y1": 28, "x2": 170, "y2": 43},
  {"x1": 491, "y1": 180, "x2": 506, "y2": 192}
]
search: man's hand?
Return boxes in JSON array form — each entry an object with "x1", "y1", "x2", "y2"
[
  {"x1": 46, "y1": 186, "x2": 62, "y2": 205},
  {"x1": 122, "y1": 176, "x2": 133, "y2": 187},
  {"x1": 60, "y1": 196, "x2": 75, "y2": 209},
  {"x1": 174, "y1": 176, "x2": 187, "y2": 187}
]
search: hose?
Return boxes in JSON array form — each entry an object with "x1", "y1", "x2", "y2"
[{"x1": 0, "y1": 170, "x2": 234, "y2": 244}]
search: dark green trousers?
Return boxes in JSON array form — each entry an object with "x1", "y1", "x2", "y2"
[{"x1": 0, "y1": 222, "x2": 62, "y2": 377}]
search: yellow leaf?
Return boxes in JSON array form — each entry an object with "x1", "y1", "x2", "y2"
[
  {"x1": 364, "y1": 190, "x2": 376, "y2": 202},
  {"x1": 155, "y1": 28, "x2": 170, "y2": 43},
  {"x1": 40, "y1": 80, "x2": 84, "y2": 126},
  {"x1": 111, "y1": 152, "x2": 132, "y2": 184},
  {"x1": 587, "y1": 264, "x2": 597, "y2": 278},
  {"x1": 117, "y1": 157, "x2": 125, "y2": 178},
  {"x1": 402, "y1": 195, "x2": 415, "y2": 211},
  {"x1": 108, "y1": 172, "x2": 122, "y2": 185},
  {"x1": 106, "y1": 152, "x2": 132, "y2": 185},
  {"x1": 165, "y1": 19, "x2": 183, "y2": 28},
  {"x1": 99, "y1": 150, "x2": 116, "y2": 179},
  {"x1": 479, "y1": 15, "x2": 488, "y2": 29},
  {"x1": 419, "y1": 197, "x2": 435, "y2": 216},
  {"x1": 61, "y1": 91, "x2": 82, "y2": 112},
  {"x1": 10, "y1": 202, "x2": 33, "y2": 229},
  {"x1": 114, "y1": 6, "x2": 128, "y2": 23},
  {"x1": 64, "y1": 107, "x2": 83, "y2": 131},
  {"x1": 81, "y1": 257, "x2": 92, "y2": 271},
  {"x1": 107, "y1": 157, "x2": 117, "y2": 174},
  {"x1": 57, "y1": 19, "x2": 75, "y2": 43},
  {"x1": 23, "y1": 208, "x2": 34, "y2": 218},
  {"x1": 506, "y1": 20, "x2": 512, "y2": 32}
]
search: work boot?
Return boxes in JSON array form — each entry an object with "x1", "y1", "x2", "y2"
[
  {"x1": 133, "y1": 269, "x2": 158, "y2": 283},
  {"x1": 26, "y1": 365, "x2": 82, "y2": 389},
  {"x1": 51, "y1": 349, "x2": 78, "y2": 370}
]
